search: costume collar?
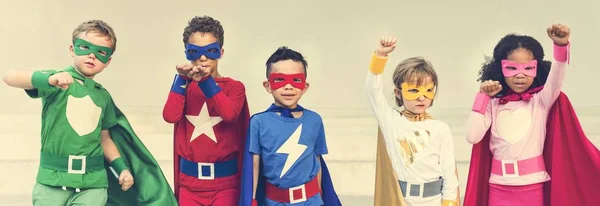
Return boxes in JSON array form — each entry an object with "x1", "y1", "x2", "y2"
[
  {"x1": 499, "y1": 86, "x2": 543, "y2": 104},
  {"x1": 266, "y1": 103, "x2": 305, "y2": 118},
  {"x1": 400, "y1": 109, "x2": 432, "y2": 122}
]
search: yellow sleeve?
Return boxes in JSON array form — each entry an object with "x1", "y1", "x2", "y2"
[{"x1": 369, "y1": 52, "x2": 388, "y2": 74}]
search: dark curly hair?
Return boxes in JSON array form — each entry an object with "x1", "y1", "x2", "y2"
[
  {"x1": 478, "y1": 34, "x2": 551, "y2": 97},
  {"x1": 182, "y1": 16, "x2": 224, "y2": 47}
]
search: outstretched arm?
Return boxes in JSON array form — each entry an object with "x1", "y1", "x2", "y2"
[
  {"x1": 365, "y1": 36, "x2": 399, "y2": 131},
  {"x1": 538, "y1": 24, "x2": 571, "y2": 108},
  {"x1": 3, "y1": 70, "x2": 35, "y2": 89}
]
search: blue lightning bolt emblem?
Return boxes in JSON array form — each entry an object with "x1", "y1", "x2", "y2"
[{"x1": 276, "y1": 123, "x2": 307, "y2": 178}]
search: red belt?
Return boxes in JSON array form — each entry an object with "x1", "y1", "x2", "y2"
[{"x1": 265, "y1": 177, "x2": 320, "y2": 204}]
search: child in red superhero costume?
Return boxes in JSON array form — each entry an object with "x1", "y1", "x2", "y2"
[
  {"x1": 162, "y1": 15, "x2": 250, "y2": 206},
  {"x1": 464, "y1": 24, "x2": 600, "y2": 206}
]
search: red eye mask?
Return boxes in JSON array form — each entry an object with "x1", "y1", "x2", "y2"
[{"x1": 268, "y1": 73, "x2": 306, "y2": 90}]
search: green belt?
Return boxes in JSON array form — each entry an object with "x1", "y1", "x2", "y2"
[{"x1": 40, "y1": 151, "x2": 105, "y2": 174}]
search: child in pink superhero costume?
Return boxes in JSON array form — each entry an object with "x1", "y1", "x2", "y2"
[{"x1": 464, "y1": 24, "x2": 600, "y2": 206}]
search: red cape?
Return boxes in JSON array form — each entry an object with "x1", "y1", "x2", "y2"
[
  {"x1": 464, "y1": 92, "x2": 600, "y2": 206},
  {"x1": 173, "y1": 99, "x2": 250, "y2": 200}
]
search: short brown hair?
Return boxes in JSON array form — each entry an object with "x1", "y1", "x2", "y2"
[
  {"x1": 71, "y1": 20, "x2": 117, "y2": 51},
  {"x1": 392, "y1": 57, "x2": 439, "y2": 107},
  {"x1": 182, "y1": 16, "x2": 224, "y2": 47}
]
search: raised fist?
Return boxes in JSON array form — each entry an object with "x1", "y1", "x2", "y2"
[
  {"x1": 547, "y1": 24, "x2": 570, "y2": 46},
  {"x1": 376, "y1": 36, "x2": 397, "y2": 57}
]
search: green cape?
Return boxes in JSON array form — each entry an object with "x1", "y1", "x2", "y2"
[{"x1": 105, "y1": 99, "x2": 178, "y2": 206}]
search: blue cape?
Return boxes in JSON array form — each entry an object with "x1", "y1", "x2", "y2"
[{"x1": 239, "y1": 110, "x2": 341, "y2": 206}]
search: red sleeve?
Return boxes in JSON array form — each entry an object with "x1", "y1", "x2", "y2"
[
  {"x1": 198, "y1": 76, "x2": 247, "y2": 123},
  {"x1": 162, "y1": 74, "x2": 189, "y2": 123}
]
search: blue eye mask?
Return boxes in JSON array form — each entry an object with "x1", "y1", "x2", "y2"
[{"x1": 185, "y1": 42, "x2": 222, "y2": 60}]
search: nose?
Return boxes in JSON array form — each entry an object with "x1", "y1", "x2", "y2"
[
  {"x1": 515, "y1": 72, "x2": 526, "y2": 78},
  {"x1": 417, "y1": 96, "x2": 425, "y2": 101},
  {"x1": 283, "y1": 83, "x2": 294, "y2": 90},
  {"x1": 87, "y1": 53, "x2": 96, "y2": 59}
]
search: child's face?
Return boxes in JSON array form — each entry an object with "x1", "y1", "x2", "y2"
[
  {"x1": 395, "y1": 75, "x2": 434, "y2": 114},
  {"x1": 263, "y1": 60, "x2": 309, "y2": 109},
  {"x1": 504, "y1": 48, "x2": 535, "y2": 93},
  {"x1": 187, "y1": 32, "x2": 223, "y2": 76},
  {"x1": 69, "y1": 31, "x2": 113, "y2": 78}
]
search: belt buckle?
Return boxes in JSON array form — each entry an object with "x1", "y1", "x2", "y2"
[
  {"x1": 289, "y1": 184, "x2": 307, "y2": 204},
  {"x1": 405, "y1": 182, "x2": 425, "y2": 198},
  {"x1": 67, "y1": 155, "x2": 86, "y2": 174},
  {"x1": 501, "y1": 159, "x2": 519, "y2": 177},
  {"x1": 197, "y1": 162, "x2": 215, "y2": 180}
]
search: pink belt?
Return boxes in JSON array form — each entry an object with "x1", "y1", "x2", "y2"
[{"x1": 491, "y1": 155, "x2": 546, "y2": 177}]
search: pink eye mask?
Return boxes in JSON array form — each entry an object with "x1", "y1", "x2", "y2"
[{"x1": 501, "y1": 60, "x2": 537, "y2": 77}]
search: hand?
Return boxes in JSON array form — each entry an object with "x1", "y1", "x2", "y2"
[
  {"x1": 175, "y1": 63, "x2": 195, "y2": 78},
  {"x1": 547, "y1": 24, "x2": 570, "y2": 46},
  {"x1": 48, "y1": 72, "x2": 74, "y2": 89},
  {"x1": 190, "y1": 66, "x2": 210, "y2": 82},
  {"x1": 480, "y1": 80, "x2": 502, "y2": 97},
  {"x1": 118, "y1": 170, "x2": 134, "y2": 191},
  {"x1": 376, "y1": 36, "x2": 397, "y2": 57}
]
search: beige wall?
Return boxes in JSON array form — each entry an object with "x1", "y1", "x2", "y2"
[{"x1": 1, "y1": 0, "x2": 599, "y2": 114}]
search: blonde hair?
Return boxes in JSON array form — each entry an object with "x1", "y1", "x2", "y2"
[
  {"x1": 72, "y1": 20, "x2": 117, "y2": 51},
  {"x1": 392, "y1": 57, "x2": 439, "y2": 107}
]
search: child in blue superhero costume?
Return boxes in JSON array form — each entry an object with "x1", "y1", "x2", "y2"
[{"x1": 239, "y1": 47, "x2": 341, "y2": 206}]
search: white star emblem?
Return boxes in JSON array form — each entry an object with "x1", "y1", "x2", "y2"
[{"x1": 185, "y1": 103, "x2": 223, "y2": 143}]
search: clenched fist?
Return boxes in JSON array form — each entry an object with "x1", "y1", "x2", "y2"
[
  {"x1": 376, "y1": 36, "x2": 397, "y2": 57},
  {"x1": 118, "y1": 170, "x2": 134, "y2": 191},
  {"x1": 48, "y1": 72, "x2": 74, "y2": 89},
  {"x1": 480, "y1": 80, "x2": 503, "y2": 97},
  {"x1": 547, "y1": 24, "x2": 570, "y2": 46}
]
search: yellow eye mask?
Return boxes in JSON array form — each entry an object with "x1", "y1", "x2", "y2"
[{"x1": 400, "y1": 82, "x2": 435, "y2": 100}]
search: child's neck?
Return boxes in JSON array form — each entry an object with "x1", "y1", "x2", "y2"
[
  {"x1": 73, "y1": 65, "x2": 94, "y2": 79},
  {"x1": 210, "y1": 70, "x2": 222, "y2": 79}
]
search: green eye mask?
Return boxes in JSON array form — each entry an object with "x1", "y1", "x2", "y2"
[{"x1": 73, "y1": 38, "x2": 113, "y2": 64}]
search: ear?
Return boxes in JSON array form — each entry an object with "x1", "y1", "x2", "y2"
[
  {"x1": 69, "y1": 44, "x2": 75, "y2": 57},
  {"x1": 104, "y1": 57, "x2": 112, "y2": 67},
  {"x1": 302, "y1": 82, "x2": 310, "y2": 93},
  {"x1": 263, "y1": 80, "x2": 272, "y2": 94},
  {"x1": 394, "y1": 88, "x2": 402, "y2": 98},
  {"x1": 218, "y1": 48, "x2": 225, "y2": 60}
]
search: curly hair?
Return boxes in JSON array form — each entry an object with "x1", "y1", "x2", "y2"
[
  {"x1": 182, "y1": 16, "x2": 224, "y2": 47},
  {"x1": 477, "y1": 34, "x2": 552, "y2": 97}
]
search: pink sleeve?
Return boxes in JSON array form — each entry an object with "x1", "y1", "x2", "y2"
[
  {"x1": 466, "y1": 92, "x2": 493, "y2": 144},
  {"x1": 538, "y1": 42, "x2": 570, "y2": 109}
]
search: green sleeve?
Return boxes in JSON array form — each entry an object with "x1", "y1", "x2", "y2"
[
  {"x1": 25, "y1": 70, "x2": 60, "y2": 99},
  {"x1": 102, "y1": 95, "x2": 118, "y2": 130}
]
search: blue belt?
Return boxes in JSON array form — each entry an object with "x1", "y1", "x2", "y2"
[
  {"x1": 179, "y1": 157, "x2": 238, "y2": 180},
  {"x1": 399, "y1": 177, "x2": 443, "y2": 198}
]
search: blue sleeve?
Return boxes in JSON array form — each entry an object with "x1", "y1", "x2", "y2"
[
  {"x1": 314, "y1": 121, "x2": 328, "y2": 155},
  {"x1": 248, "y1": 117, "x2": 261, "y2": 155}
]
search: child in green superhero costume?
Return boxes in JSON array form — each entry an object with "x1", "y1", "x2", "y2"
[{"x1": 2, "y1": 20, "x2": 177, "y2": 206}]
